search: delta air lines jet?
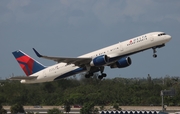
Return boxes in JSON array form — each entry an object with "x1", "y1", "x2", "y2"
[{"x1": 10, "y1": 32, "x2": 171, "y2": 84}]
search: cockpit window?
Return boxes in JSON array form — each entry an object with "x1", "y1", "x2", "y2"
[{"x1": 158, "y1": 33, "x2": 166, "y2": 36}]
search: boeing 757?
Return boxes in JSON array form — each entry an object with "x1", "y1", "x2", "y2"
[{"x1": 10, "y1": 32, "x2": 171, "y2": 84}]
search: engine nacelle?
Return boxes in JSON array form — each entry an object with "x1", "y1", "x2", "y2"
[
  {"x1": 90, "y1": 55, "x2": 109, "y2": 66},
  {"x1": 110, "y1": 57, "x2": 132, "y2": 68}
]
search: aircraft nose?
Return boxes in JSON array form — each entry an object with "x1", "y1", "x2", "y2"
[{"x1": 165, "y1": 35, "x2": 172, "y2": 41}]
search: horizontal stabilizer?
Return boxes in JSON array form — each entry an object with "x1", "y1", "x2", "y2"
[{"x1": 9, "y1": 76, "x2": 38, "y2": 80}]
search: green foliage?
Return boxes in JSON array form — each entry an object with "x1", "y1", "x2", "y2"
[
  {"x1": 10, "y1": 103, "x2": 25, "y2": 114},
  {"x1": 0, "y1": 109, "x2": 7, "y2": 114},
  {"x1": 27, "y1": 111, "x2": 34, "y2": 114},
  {"x1": 47, "y1": 108, "x2": 63, "y2": 114},
  {"x1": 80, "y1": 102, "x2": 95, "y2": 114},
  {"x1": 99, "y1": 105, "x2": 104, "y2": 110},
  {"x1": 64, "y1": 100, "x2": 71, "y2": 113},
  {"x1": 0, "y1": 104, "x2": 7, "y2": 114},
  {"x1": 0, "y1": 104, "x2": 2, "y2": 110},
  {"x1": 113, "y1": 103, "x2": 121, "y2": 110},
  {"x1": 0, "y1": 76, "x2": 180, "y2": 106}
]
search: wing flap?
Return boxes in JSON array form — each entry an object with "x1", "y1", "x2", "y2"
[{"x1": 9, "y1": 76, "x2": 38, "y2": 80}]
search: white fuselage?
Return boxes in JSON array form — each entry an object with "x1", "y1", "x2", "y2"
[{"x1": 21, "y1": 32, "x2": 171, "y2": 84}]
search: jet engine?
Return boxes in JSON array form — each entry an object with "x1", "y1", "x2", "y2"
[
  {"x1": 90, "y1": 55, "x2": 109, "y2": 66},
  {"x1": 110, "y1": 57, "x2": 132, "y2": 68}
]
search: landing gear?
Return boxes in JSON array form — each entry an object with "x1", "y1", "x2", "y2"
[
  {"x1": 98, "y1": 67, "x2": 107, "y2": 80},
  {"x1": 153, "y1": 54, "x2": 157, "y2": 58},
  {"x1": 98, "y1": 73, "x2": 107, "y2": 80},
  {"x1": 152, "y1": 47, "x2": 157, "y2": 58},
  {"x1": 85, "y1": 72, "x2": 93, "y2": 78},
  {"x1": 98, "y1": 75, "x2": 103, "y2": 80},
  {"x1": 85, "y1": 66, "x2": 107, "y2": 80}
]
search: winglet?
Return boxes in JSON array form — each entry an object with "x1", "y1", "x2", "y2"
[{"x1": 33, "y1": 48, "x2": 43, "y2": 57}]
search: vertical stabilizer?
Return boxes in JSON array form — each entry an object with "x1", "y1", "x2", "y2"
[{"x1": 12, "y1": 50, "x2": 46, "y2": 76}]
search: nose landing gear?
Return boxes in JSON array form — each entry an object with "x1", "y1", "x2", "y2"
[{"x1": 153, "y1": 54, "x2": 157, "y2": 58}]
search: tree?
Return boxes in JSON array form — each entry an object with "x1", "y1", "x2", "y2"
[
  {"x1": 10, "y1": 103, "x2": 25, "y2": 114},
  {"x1": 27, "y1": 111, "x2": 34, "y2": 114},
  {"x1": 80, "y1": 102, "x2": 95, "y2": 114},
  {"x1": 64, "y1": 100, "x2": 71, "y2": 114},
  {"x1": 92, "y1": 107, "x2": 99, "y2": 114},
  {"x1": 0, "y1": 104, "x2": 7, "y2": 114},
  {"x1": 47, "y1": 108, "x2": 63, "y2": 114},
  {"x1": 99, "y1": 105, "x2": 104, "y2": 111},
  {"x1": 147, "y1": 74, "x2": 152, "y2": 83},
  {"x1": 113, "y1": 103, "x2": 121, "y2": 111},
  {"x1": 2, "y1": 76, "x2": 180, "y2": 106}
]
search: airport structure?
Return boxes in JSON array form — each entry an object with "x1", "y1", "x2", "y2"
[
  {"x1": 100, "y1": 110, "x2": 160, "y2": 114},
  {"x1": 3, "y1": 106, "x2": 180, "y2": 114}
]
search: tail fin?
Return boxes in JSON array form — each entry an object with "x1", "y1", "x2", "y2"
[{"x1": 12, "y1": 50, "x2": 46, "y2": 76}]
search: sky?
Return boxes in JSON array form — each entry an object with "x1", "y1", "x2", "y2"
[{"x1": 0, "y1": 0, "x2": 180, "y2": 79}]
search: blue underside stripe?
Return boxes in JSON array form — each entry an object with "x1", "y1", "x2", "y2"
[{"x1": 54, "y1": 67, "x2": 86, "y2": 80}]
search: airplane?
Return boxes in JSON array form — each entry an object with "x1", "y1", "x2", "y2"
[{"x1": 10, "y1": 32, "x2": 171, "y2": 84}]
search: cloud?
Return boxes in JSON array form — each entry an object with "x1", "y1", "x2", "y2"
[
  {"x1": 91, "y1": 0, "x2": 157, "y2": 25},
  {"x1": 1, "y1": 0, "x2": 180, "y2": 27},
  {"x1": 92, "y1": 0, "x2": 180, "y2": 25}
]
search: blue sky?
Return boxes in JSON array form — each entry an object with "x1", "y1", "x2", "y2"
[{"x1": 1, "y1": 0, "x2": 180, "y2": 79}]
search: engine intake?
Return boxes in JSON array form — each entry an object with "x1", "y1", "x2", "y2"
[
  {"x1": 90, "y1": 55, "x2": 109, "y2": 66},
  {"x1": 110, "y1": 57, "x2": 132, "y2": 68}
]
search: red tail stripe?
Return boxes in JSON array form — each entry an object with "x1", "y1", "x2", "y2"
[
  {"x1": 17, "y1": 56, "x2": 34, "y2": 76},
  {"x1": 20, "y1": 64, "x2": 29, "y2": 76}
]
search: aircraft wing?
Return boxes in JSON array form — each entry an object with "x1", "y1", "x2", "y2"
[
  {"x1": 33, "y1": 48, "x2": 92, "y2": 66},
  {"x1": 9, "y1": 76, "x2": 38, "y2": 80}
]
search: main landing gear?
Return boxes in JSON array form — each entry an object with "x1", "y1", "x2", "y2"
[
  {"x1": 98, "y1": 67, "x2": 107, "y2": 80},
  {"x1": 152, "y1": 47, "x2": 157, "y2": 58},
  {"x1": 85, "y1": 72, "x2": 93, "y2": 78},
  {"x1": 98, "y1": 73, "x2": 107, "y2": 80},
  {"x1": 85, "y1": 67, "x2": 107, "y2": 80},
  {"x1": 85, "y1": 72, "x2": 107, "y2": 80}
]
